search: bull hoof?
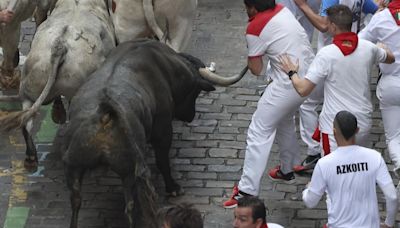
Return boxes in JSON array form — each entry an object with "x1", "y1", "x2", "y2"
[
  {"x1": 24, "y1": 157, "x2": 38, "y2": 173},
  {"x1": 0, "y1": 68, "x2": 20, "y2": 90},
  {"x1": 51, "y1": 100, "x2": 67, "y2": 124}
]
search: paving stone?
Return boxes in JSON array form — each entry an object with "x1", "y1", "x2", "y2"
[
  {"x1": 208, "y1": 165, "x2": 242, "y2": 173},
  {"x1": 209, "y1": 148, "x2": 237, "y2": 158},
  {"x1": 178, "y1": 148, "x2": 207, "y2": 158},
  {"x1": 187, "y1": 172, "x2": 218, "y2": 180},
  {"x1": 192, "y1": 158, "x2": 225, "y2": 165},
  {"x1": 297, "y1": 209, "x2": 328, "y2": 219}
]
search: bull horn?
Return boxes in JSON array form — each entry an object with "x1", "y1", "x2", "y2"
[{"x1": 199, "y1": 66, "x2": 248, "y2": 86}]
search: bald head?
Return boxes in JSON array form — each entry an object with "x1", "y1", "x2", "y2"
[{"x1": 333, "y1": 111, "x2": 358, "y2": 141}]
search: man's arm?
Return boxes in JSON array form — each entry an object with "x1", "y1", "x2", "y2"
[
  {"x1": 302, "y1": 163, "x2": 326, "y2": 208},
  {"x1": 380, "y1": 183, "x2": 398, "y2": 228},
  {"x1": 302, "y1": 188, "x2": 323, "y2": 208},
  {"x1": 376, "y1": 157, "x2": 398, "y2": 228},
  {"x1": 278, "y1": 54, "x2": 316, "y2": 97},
  {"x1": 377, "y1": 43, "x2": 395, "y2": 64},
  {"x1": 247, "y1": 56, "x2": 264, "y2": 76},
  {"x1": 294, "y1": 0, "x2": 332, "y2": 32},
  {"x1": 290, "y1": 74, "x2": 316, "y2": 97}
]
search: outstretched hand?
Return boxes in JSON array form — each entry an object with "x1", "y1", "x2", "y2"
[{"x1": 278, "y1": 54, "x2": 299, "y2": 75}]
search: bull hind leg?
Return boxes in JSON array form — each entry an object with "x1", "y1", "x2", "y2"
[
  {"x1": 22, "y1": 126, "x2": 38, "y2": 171},
  {"x1": 21, "y1": 100, "x2": 38, "y2": 171},
  {"x1": 65, "y1": 166, "x2": 85, "y2": 228},
  {"x1": 21, "y1": 99, "x2": 37, "y2": 171},
  {"x1": 51, "y1": 96, "x2": 67, "y2": 124}
]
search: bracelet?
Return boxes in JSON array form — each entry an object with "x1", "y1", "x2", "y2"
[{"x1": 287, "y1": 70, "x2": 297, "y2": 80}]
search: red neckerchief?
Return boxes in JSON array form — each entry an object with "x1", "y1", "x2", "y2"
[
  {"x1": 261, "y1": 223, "x2": 269, "y2": 228},
  {"x1": 246, "y1": 4, "x2": 284, "y2": 36},
  {"x1": 388, "y1": 0, "x2": 400, "y2": 25},
  {"x1": 332, "y1": 32, "x2": 358, "y2": 56}
]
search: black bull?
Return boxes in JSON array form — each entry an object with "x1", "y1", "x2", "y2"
[{"x1": 53, "y1": 39, "x2": 247, "y2": 228}]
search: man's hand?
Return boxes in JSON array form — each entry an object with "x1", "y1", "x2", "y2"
[
  {"x1": 0, "y1": 10, "x2": 14, "y2": 24},
  {"x1": 278, "y1": 54, "x2": 299, "y2": 75}
]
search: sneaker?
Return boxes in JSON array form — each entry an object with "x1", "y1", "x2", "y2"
[
  {"x1": 268, "y1": 166, "x2": 296, "y2": 184},
  {"x1": 293, "y1": 154, "x2": 321, "y2": 173},
  {"x1": 223, "y1": 186, "x2": 244, "y2": 209}
]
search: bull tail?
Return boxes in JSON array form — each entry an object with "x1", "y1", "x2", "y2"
[
  {"x1": 143, "y1": 0, "x2": 170, "y2": 47},
  {"x1": 100, "y1": 90, "x2": 158, "y2": 226},
  {"x1": 0, "y1": 27, "x2": 68, "y2": 131}
]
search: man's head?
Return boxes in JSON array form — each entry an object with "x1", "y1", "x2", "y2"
[
  {"x1": 244, "y1": 0, "x2": 276, "y2": 18},
  {"x1": 161, "y1": 203, "x2": 203, "y2": 228},
  {"x1": 326, "y1": 4, "x2": 353, "y2": 35},
  {"x1": 233, "y1": 196, "x2": 266, "y2": 228},
  {"x1": 333, "y1": 110, "x2": 359, "y2": 145}
]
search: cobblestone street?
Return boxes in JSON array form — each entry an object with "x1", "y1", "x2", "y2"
[{"x1": 0, "y1": 0, "x2": 399, "y2": 227}]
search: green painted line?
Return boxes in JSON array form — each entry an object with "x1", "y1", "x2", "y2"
[
  {"x1": 3, "y1": 207, "x2": 30, "y2": 228},
  {"x1": 35, "y1": 105, "x2": 58, "y2": 143}
]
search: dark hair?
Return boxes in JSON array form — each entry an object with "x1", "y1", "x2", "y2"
[
  {"x1": 162, "y1": 203, "x2": 203, "y2": 228},
  {"x1": 326, "y1": 4, "x2": 353, "y2": 31},
  {"x1": 244, "y1": 0, "x2": 276, "y2": 12},
  {"x1": 237, "y1": 196, "x2": 266, "y2": 224},
  {"x1": 334, "y1": 110, "x2": 358, "y2": 140}
]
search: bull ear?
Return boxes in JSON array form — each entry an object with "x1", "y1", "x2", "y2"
[{"x1": 199, "y1": 80, "x2": 215, "y2": 92}]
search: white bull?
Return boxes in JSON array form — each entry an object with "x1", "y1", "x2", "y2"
[
  {"x1": 0, "y1": 0, "x2": 116, "y2": 170},
  {"x1": 0, "y1": 0, "x2": 55, "y2": 88},
  {"x1": 111, "y1": 0, "x2": 197, "y2": 52}
]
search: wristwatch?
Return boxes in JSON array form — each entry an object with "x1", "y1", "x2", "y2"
[{"x1": 287, "y1": 70, "x2": 297, "y2": 80}]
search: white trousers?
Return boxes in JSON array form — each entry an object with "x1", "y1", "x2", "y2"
[
  {"x1": 239, "y1": 82, "x2": 306, "y2": 196},
  {"x1": 377, "y1": 76, "x2": 400, "y2": 174},
  {"x1": 299, "y1": 81, "x2": 324, "y2": 156}
]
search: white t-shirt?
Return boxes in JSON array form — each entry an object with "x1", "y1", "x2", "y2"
[
  {"x1": 359, "y1": 8, "x2": 400, "y2": 78},
  {"x1": 246, "y1": 5, "x2": 315, "y2": 86},
  {"x1": 268, "y1": 223, "x2": 284, "y2": 228},
  {"x1": 307, "y1": 145, "x2": 393, "y2": 228},
  {"x1": 305, "y1": 39, "x2": 387, "y2": 134}
]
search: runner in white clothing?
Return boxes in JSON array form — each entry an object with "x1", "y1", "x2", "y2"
[
  {"x1": 358, "y1": 0, "x2": 400, "y2": 179},
  {"x1": 302, "y1": 111, "x2": 398, "y2": 228},
  {"x1": 288, "y1": 0, "x2": 380, "y2": 173},
  {"x1": 279, "y1": 5, "x2": 395, "y2": 154},
  {"x1": 223, "y1": 0, "x2": 315, "y2": 209}
]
